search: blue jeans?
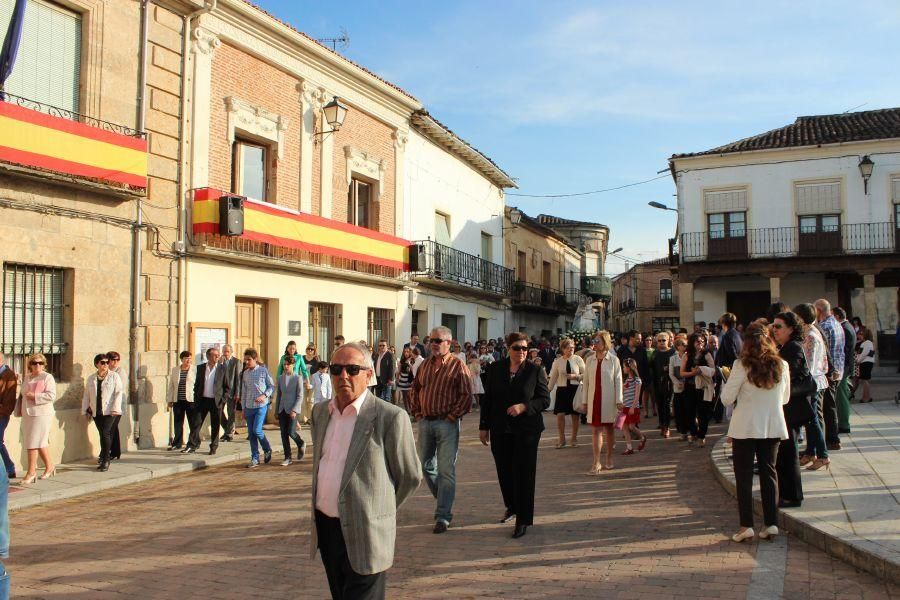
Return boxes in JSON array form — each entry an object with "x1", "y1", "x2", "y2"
[
  {"x1": 0, "y1": 417, "x2": 14, "y2": 476},
  {"x1": 418, "y1": 418, "x2": 460, "y2": 523},
  {"x1": 802, "y1": 390, "x2": 828, "y2": 459},
  {"x1": 376, "y1": 384, "x2": 393, "y2": 403},
  {"x1": 244, "y1": 405, "x2": 271, "y2": 461},
  {"x1": 0, "y1": 469, "x2": 9, "y2": 600}
]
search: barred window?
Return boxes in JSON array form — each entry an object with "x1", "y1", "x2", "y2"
[
  {"x1": 2, "y1": 263, "x2": 68, "y2": 378},
  {"x1": 367, "y1": 308, "x2": 394, "y2": 348}
]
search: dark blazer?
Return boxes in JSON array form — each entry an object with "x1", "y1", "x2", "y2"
[
  {"x1": 193, "y1": 361, "x2": 231, "y2": 407},
  {"x1": 716, "y1": 328, "x2": 743, "y2": 369},
  {"x1": 480, "y1": 358, "x2": 550, "y2": 435},
  {"x1": 840, "y1": 320, "x2": 855, "y2": 374},
  {"x1": 222, "y1": 356, "x2": 241, "y2": 400},
  {"x1": 375, "y1": 351, "x2": 394, "y2": 386},
  {"x1": 780, "y1": 340, "x2": 813, "y2": 400}
]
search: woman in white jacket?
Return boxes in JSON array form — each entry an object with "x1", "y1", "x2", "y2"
[
  {"x1": 83, "y1": 353, "x2": 124, "y2": 472},
  {"x1": 721, "y1": 322, "x2": 789, "y2": 543},
  {"x1": 581, "y1": 331, "x2": 623, "y2": 473},
  {"x1": 548, "y1": 338, "x2": 586, "y2": 449}
]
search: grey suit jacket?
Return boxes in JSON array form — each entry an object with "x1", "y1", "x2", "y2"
[
  {"x1": 309, "y1": 391, "x2": 422, "y2": 575},
  {"x1": 193, "y1": 362, "x2": 231, "y2": 408}
]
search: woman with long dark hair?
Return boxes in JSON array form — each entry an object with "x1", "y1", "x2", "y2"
[
  {"x1": 680, "y1": 333, "x2": 714, "y2": 446},
  {"x1": 721, "y1": 322, "x2": 789, "y2": 542},
  {"x1": 771, "y1": 311, "x2": 811, "y2": 508}
]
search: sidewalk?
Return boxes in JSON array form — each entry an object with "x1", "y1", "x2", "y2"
[
  {"x1": 710, "y1": 398, "x2": 900, "y2": 584},
  {"x1": 7, "y1": 426, "x2": 308, "y2": 512}
]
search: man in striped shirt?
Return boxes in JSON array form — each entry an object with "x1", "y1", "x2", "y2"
[{"x1": 408, "y1": 326, "x2": 472, "y2": 534}]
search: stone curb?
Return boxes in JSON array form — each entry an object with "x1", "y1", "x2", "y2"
[
  {"x1": 708, "y1": 436, "x2": 900, "y2": 585},
  {"x1": 8, "y1": 430, "x2": 291, "y2": 513}
]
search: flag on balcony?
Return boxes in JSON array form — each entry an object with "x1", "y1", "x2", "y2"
[{"x1": 0, "y1": 0, "x2": 27, "y2": 98}]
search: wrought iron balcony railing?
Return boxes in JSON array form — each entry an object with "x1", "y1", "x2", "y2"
[
  {"x1": 679, "y1": 222, "x2": 899, "y2": 262},
  {"x1": 409, "y1": 240, "x2": 514, "y2": 296},
  {"x1": 2, "y1": 93, "x2": 145, "y2": 138},
  {"x1": 618, "y1": 299, "x2": 636, "y2": 312},
  {"x1": 512, "y1": 281, "x2": 565, "y2": 310},
  {"x1": 581, "y1": 275, "x2": 612, "y2": 299}
]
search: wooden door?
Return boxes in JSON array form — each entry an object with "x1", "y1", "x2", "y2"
[{"x1": 235, "y1": 298, "x2": 267, "y2": 364}]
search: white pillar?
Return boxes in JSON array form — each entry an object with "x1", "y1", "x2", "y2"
[
  {"x1": 189, "y1": 26, "x2": 220, "y2": 189},
  {"x1": 863, "y1": 273, "x2": 878, "y2": 364},
  {"x1": 769, "y1": 276, "x2": 782, "y2": 303},
  {"x1": 298, "y1": 81, "x2": 319, "y2": 214},
  {"x1": 319, "y1": 87, "x2": 333, "y2": 218},
  {"x1": 393, "y1": 130, "x2": 408, "y2": 238},
  {"x1": 679, "y1": 281, "x2": 694, "y2": 330}
]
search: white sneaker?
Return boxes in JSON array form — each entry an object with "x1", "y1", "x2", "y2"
[
  {"x1": 280, "y1": 458, "x2": 293, "y2": 467},
  {"x1": 246, "y1": 460, "x2": 259, "y2": 469},
  {"x1": 758, "y1": 525, "x2": 778, "y2": 540}
]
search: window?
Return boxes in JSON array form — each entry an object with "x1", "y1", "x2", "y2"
[
  {"x1": 798, "y1": 214, "x2": 841, "y2": 255},
  {"x1": 2, "y1": 263, "x2": 67, "y2": 378},
  {"x1": 232, "y1": 139, "x2": 268, "y2": 202},
  {"x1": 367, "y1": 308, "x2": 394, "y2": 348},
  {"x1": 652, "y1": 317, "x2": 680, "y2": 332},
  {"x1": 542, "y1": 261, "x2": 551, "y2": 289},
  {"x1": 441, "y1": 313, "x2": 461, "y2": 342},
  {"x1": 585, "y1": 252, "x2": 600, "y2": 276},
  {"x1": 434, "y1": 212, "x2": 451, "y2": 246},
  {"x1": 659, "y1": 279, "x2": 673, "y2": 304},
  {"x1": 0, "y1": 0, "x2": 81, "y2": 113},
  {"x1": 708, "y1": 211, "x2": 745, "y2": 239},
  {"x1": 347, "y1": 178, "x2": 373, "y2": 228},
  {"x1": 517, "y1": 251, "x2": 527, "y2": 282}
]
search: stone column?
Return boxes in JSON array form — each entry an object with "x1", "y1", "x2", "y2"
[
  {"x1": 863, "y1": 273, "x2": 878, "y2": 364},
  {"x1": 769, "y1": 276, "x2": 781, "y2": 304},
  {"x1": 392, "y1": 130, "x2": 408, "y2": 238},
  {"x1": 298, "y1": 81, "x2": 320, "y2": 214},
  {"x1": 318, "y1": 87, "x2": 333, "y2": 218},
  {"x1": 679, "y1": 281, "x2": 694, "y2": 330},
  {"x1": 189, "y1": 26, "x2": 220, "y2": 189}
]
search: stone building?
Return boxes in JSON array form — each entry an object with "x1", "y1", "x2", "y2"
[
  {"x1": 504, "y1": 207, "x2": 584, "y2": 336},
  {"x1": 609, "y1": 258, "x2": 679, "y2": 334},
  {"x1": 0, "y1": 0, "x2": 191, "y2": 460}
]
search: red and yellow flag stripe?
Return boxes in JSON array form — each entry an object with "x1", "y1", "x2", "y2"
[
  {"x1": 0, "y1": 101, "x2": 147, "y2": 188},
  {"x1": 192, "y1": 188, "x2": 410, "y2": 271}
]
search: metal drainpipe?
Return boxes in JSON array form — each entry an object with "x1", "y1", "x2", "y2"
[{"x1": 131, "y1": 0, "x2": 150, "y2": 446}]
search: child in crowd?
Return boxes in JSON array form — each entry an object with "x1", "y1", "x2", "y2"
[
  {"x1": 310, "y1": 361, "x2": 332, "y2": 404},
  {"x1": 620, "y1": 358, "x2": 647, "y2": 455}
]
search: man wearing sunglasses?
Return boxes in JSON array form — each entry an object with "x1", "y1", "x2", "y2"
[
  {"x1": 407, "y1": 326, "x2": 473, "y2": 534},
  {"x1": 310, "y1": 342, "x2": 420, "y2": 600}
]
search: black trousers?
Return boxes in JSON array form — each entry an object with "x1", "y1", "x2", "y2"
[
  {"x1": 315, "y1": 510, "x2": 386, "y2": 600},
  {"x1": 732, "y1": 438, "x2": 780, "y2": 529},
  {"x1": 189, "y1": 397, "x2": 221, "y2": 450},
  {"x1": 277, "y1": 411, "x2": 304, "y2": 459},
  {"x1": 695, "y1": 397, "x2": 713, "y2": 440},
  {"x1": 776, "y1": 425, "x2": 803, "y2": 504},
  {"x1": 220, "y1": 396, "x2": 236, "y2": 437},
  {"x1": 672, "y1": 392, "x2": 688, "y2": 435},
  {"x1": 172, "y1": 400, "x2": 191, "y2": 447},
  {"x1": 93, "y1": 415, "x2": 117, "y2": 463},
  {"x1": 489, "y1": 430, "x2": 541, "y2": 527},
  {"x1": 653, "y1": 383, "x2": 671, "y2": 428},
  {"x1": 822, "y1": 379, "x2": 840, "y2": 445},
  {"x1": 109, "y1": 414, "x2": 122, "y2": 459}
]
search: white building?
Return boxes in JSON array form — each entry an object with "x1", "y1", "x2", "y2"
[
  {"x1": 670, "y1": 107, "x2": 900, "y2": 365},
  {"x1": 403, "y1": 110, "x2": 516, "y2": 343}
]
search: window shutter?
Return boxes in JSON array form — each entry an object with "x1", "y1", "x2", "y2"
[
  {"x1": 704, "y1": 189, "x2": 747, "y2": 212},
  {"x1": 795, "y1": 181, "x2": 841, "y2": 215},
  {"x1": 0, "y1": 0, "x2": 81, "y2": 113},
  {"x1": 892, "y1": 177, "x2": 900, "y2": 204}
]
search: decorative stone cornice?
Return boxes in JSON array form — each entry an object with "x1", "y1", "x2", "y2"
[
  {"x1": 344, "y1": 146, "x2": 386, "y2": 185},
  {"x1": 191, "y1": 26, "x2": 221, "y2": 55},
  {"x1": 392, "y1": 130, "x2": 409, "y2": 151},
  {"x1": 224, "y1": 96, "x2": 288, "y2": 159}
]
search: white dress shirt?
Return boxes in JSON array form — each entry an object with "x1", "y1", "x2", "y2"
[{"x1": 202, "y1": 362, "x2": 218, "y2": 398}]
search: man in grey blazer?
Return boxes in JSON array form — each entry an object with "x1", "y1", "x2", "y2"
[
  {"x1": 310, "y1": 342, "x2": 421, "y2": 600},
  {"x1": 219, "y1": 345, "x2": 241, "y2": 442}
]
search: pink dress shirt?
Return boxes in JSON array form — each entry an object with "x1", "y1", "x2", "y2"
[{"x1": 315, "y1": 391, "x2": 367, "y2": 518}]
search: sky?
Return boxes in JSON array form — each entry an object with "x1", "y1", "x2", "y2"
[{"x1": 255, "y1": 0, "x2": 900, "y2": 275}]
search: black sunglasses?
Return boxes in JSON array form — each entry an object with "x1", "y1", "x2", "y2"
[
  {"x1": 329, "y1": 363, "x2": 364, "y2": 376},
  {"x1": 98, "y1": 360, "x2": 109, "y2": 365},
  {"x1": 510, "y1": 345, "x2": 528, "y2": 352}
]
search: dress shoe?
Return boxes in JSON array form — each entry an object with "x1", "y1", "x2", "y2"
[
  {"x1": 827, "y1": 442, "x2": 842, "y2": 451},
  {"x1": 167, "y1": 444, "x2": 182, "y2": 451},
  {"x1": 838, "y1": 428, "x2": 851, "y2": 434},
  {"x1": 512, "y1": 525, "x2": 528, "y2": 539},
  {"x1": 264, "y1": 449, "x2": 273, "y2": 464},
  {"x1": 758, "y1": 525, "x2": 779, "y2": 540},
  {"x1": 778, "y1": 499, "x2": 802, "y2": 508},
  {"x1": 499, "y1": 509, "x2": 516, "y2": 524},
  {"x1": 7, "y1": 472, "x2": 16, "y2": 480},
  {"x1": 181, "y1": 447, "x2": 196, "y2": 454},
  {"x1": 281, "y1": 458, "x2": 293, "y2": 467},
  {"x1": 432, "y1": 520, "x2": 448, "y2": 534},
  {"x1": 220, "y1": 435, "x2": 230, "y2": 442},
  {"x1": 297, "y1": 440, "x2": 306, "y2": 461},
  {"x1": 21, "y1": 474, "x2": 37, "y2": 485},
  {"x1": 39, "y1": 467, "x2": 56, "y2": 480},
  {"x1": 208, "y1": 447, "x2": 217, "y2": 456},
  {"x1": 731, "y1": 528, "x2": 755, "y2": 543},
  {"x1": 98, "y1": 461, "x2": 110, "y2": 472}
]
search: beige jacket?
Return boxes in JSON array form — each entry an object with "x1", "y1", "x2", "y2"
[
  {"x1": 15, "y1": 372, "x2": 56, "y2": 417},
  {"x1": 581, "y1": 351, "x2": 623, "y2": 424},
  {"x1": 548, "y1": 355, "x2": 586, "y2": 390},
  {"x1": 167, "y1": 366, "x2": 196, "y2": 403}
]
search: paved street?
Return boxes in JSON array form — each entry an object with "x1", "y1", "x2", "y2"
[{"x1": 9, "y1": 411, "x2": 899, "y2": 600}]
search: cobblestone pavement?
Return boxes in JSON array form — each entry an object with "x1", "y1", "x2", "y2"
[{"x1": 9, "y1": 413, "x2": 899, "y2": 600}]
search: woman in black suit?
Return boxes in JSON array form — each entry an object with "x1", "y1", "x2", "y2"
[
  {"x1": 480, "y1": 331, "x2": 551, "y2": 539},
  {"x1": 771, "y1": 311, "x2": 810, "y2": 507}
]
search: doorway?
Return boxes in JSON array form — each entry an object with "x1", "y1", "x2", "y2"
[
  {"x1": 235, "y1": 298, "x2": 268, "y2": 364},
  {"x1": 726, "y1": 291, "x2": 771, "y2": 326}
]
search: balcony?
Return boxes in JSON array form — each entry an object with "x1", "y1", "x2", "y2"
[
  {"x1": 655, "y1": 298, "x2": 677, "y2": 308},
  {"x1": 409, "y1": 240, "x2": 514, "y2": 296},
  {"x1": 618, "y1": 299, "x2": 636, "y2": 312},
  {"x1": 0, "y1": 94, "x2": 147, "y2": 193},
  {"x1": 582, "y1": 275, "x2": 612, "y2": 299},
  {"x1": 192, "y1": 188, "x2": 409, "y2": 279},
  {"x1": 564, "y1": 287, "x2": 586, "y2": 308},
  {"x1": 511, "y1": 281, "x2": 566, "y2": 312},
  {"x1": 679, "y1": 223, "x2": 898, "y2": 263}
]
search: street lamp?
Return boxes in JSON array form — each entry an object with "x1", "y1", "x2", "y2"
[
  {"x1": 858, "y1": 155, "x2": 874, "y2": 194},
  {"x1": 503, "y1": 207, "x2": 523, "y2": 230},
  {"x1": 609, "y1": 247, "x2": 623, "y2": 254},
  {"x1": 315, "y1": 96, "x2": 349, "y2": 138},
  {"x1": 648, "y1": 201, "x2": 677, "y2": 212}
]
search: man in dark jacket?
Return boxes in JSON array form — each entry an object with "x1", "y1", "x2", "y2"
[
  {"x1": 0, "y1": 354, "x2": 17, "y2": 478},
  {"x1": 219, "y1": 344, "x2": 242, "y2": 442},
  {"x1": 649, "y1": 333, "x2": 676, "y2": 436},
  {"x1": 617, "y1": 330, "x2": 651, "y2": 417},
  {"x1": 833, "y1": 307, "x2": 855, "y2": 434},
  {"x1": 716, "y1": 313, "x2": 742, "y2": 369}
]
